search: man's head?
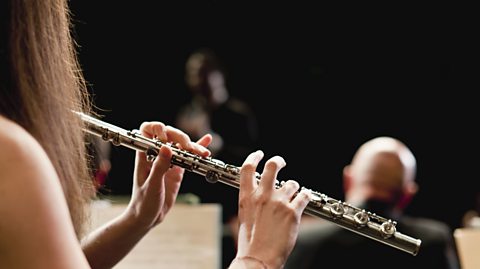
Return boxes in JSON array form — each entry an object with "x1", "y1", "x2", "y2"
[
  {"x1": 185, "y1": 48, "x2": 228, "y2": 106},
  {"x1": 343, "y1": 136, "x2": 418, "y2": 213}
]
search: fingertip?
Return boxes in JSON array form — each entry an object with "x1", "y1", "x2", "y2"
[
  {"x1": 286, "y1": 180, "x2": 300, "y2": 191},
  {"x1": 299, "y1": 188, "x2": 313, "y2": 201},
  {"x1": 202, "y1": 133, "x2": 213, "y2": 142},
  {"x1": 274, "y1": 155, "x2": 286, "y2": 167},
  {"x1": 186, "y1": 141, "x2": 194, "y2": 150},
  {"x1": 159, "y1": 145, "x2": 173, "y2": 159},
  {"x1": 139, "y1": 121, "x2": 149, "y2": 132},
  {"x1": 290, "y1": 189, "x2": 312, "y2": 212},
  {"x1": 191, "y1": 142, "x2": 211, "y2": 157},
  {"x1": 255, "y1": 150, "x2": 264, "y2": 160},
  {"x1": 198, "y1": 147, "x2": 211, "y2": 157}
]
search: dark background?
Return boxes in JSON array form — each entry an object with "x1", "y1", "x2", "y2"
[{"x1": 70, "y1": 1, "x2": 478, "y2": 230}]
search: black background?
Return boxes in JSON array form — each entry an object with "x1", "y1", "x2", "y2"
[{"x1": 70, "y1": 1, "x2": 478, "y2": 230}]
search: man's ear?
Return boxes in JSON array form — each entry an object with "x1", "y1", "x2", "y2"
[
  {"x1": 343, "y1": 165, "x2": 352, "y2": 193},
  {"x1": 397, "y1": 181, "x2": 418, "y2": 210},
  {"x1": 405, "y1": 180, "x2": 418, "y2": 196}
]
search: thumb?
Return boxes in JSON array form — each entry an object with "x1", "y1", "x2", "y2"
[{"x1": 144, "y1": 146, "x2": 173, "y2": 192}]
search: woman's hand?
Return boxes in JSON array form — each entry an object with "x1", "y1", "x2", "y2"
[
  {"x1": 126, "y1": 121, "x2": 212, "y2": 230},
  {"x1": 82, "y1": 122, "x2": 212, "y2": 268},
  {"x1": 231, "y1": 150, "x2": 312, "y2": 269}
]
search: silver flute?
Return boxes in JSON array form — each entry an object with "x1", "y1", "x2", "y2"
[{"x1": 77, "y1": 111, "x2": 422, "y2": 256}]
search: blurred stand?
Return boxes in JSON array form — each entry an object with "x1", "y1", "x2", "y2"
[{"x1": 454, "y1": 228, "x2": 480, "y2": 269}]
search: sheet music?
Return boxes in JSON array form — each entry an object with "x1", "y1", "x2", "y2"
[
  {"x1": 454, "y1": 228, "x2": 480, "y2": 269},
  {"x1": 88, "y1": 200, "x2": 221, "y2": 269}
]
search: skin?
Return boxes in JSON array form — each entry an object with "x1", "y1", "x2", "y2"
[
  {"x1": 230, "y1": 151, "x2": 312, "y2": 269},
  {"x1": 298, "y1": 136, "x2": 417, "y2": 229},
  {"x1": 0, "y1": 115, "x2": 211, "y2": 269},
  {"x1": 0, "y1": 115, "x2": 311, "y2": 269},
  {"x1": 343, "y1": 136, "x2": 418, "y2": 212},
  {"x1": 1, "y1": 1, "x2": 310, "y2": 267},
  {"x1": 0, "y1": 116, "x2": 91, "y2": 269}
]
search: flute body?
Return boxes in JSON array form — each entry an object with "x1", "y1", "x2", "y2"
[{"x1": 77, "y1": 112, "x2": 422, "y2": 256}]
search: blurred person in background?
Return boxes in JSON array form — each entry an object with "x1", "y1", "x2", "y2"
[
  {"x1": 285, "y1": 136, "x2": 460, "y2": 269},
  {"x1": 175, "y1": 48, "x2": 259, "y2": 267},
  {"x1": 0, "y1": 2, "x2": 310, "y2": 268}
]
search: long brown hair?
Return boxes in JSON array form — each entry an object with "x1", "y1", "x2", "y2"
[{"x1": 0, "y1": 0, "x2": 93, "y2": 237}]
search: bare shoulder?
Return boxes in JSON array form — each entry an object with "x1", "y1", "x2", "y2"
[
  {"x1": 0, "y1": 115, "x2": 24, "y2": 147},
  {"x1": 0, "y1": 116, "x2": 41, "y2": 162},
  {"x1": 0, "y1": 116, "x2": 57, "y2": 181},
  {"x1": 0, "y1": 114, "x2": 64, "y2": 210},
  {"x1": 0, "y1": 115, "x2": 89, "y2": 268},
  {"x1": 0, "y1": 114, "x2": 63, "y2": 224}
]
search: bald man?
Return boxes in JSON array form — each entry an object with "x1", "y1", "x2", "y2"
[
  {"x1": 285, "y1": 137, "x2": 460, "y2": 269},
  {"x1": 343, "y1": 137, "x2": 418, "y2": 216}
]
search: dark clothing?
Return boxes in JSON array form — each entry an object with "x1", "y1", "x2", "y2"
[
  {"x1": 176, "y1": 97, "x2": 258, "y2": 222},
  {"x1": 210, "y1": 98, "x2": 258, "y2": 165},
  {"x1": 176, "y1": 97, "x2": 258, "y2": 269},
  {"x1": 286, "y1": 215, "x2": 460, "y2": 269}
]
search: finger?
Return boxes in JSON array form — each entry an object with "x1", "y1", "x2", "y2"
[
  {"x1": 163, "y1": 165, "x2": 185, "y2": 211},
  {"x1": 278, "y1": 180, "x2": 301, "y2": 201},
  {"x1": 189, "y1": 141, "x2": 211, "y2": 157},
  {"x1": 165, "y1": 125, "x2": 191, "y2": 147},
  {"x1": 165, "y1": 126, "x2": 210, "y2": 157},
  {"x1": 134, "y1": 150, "x2": 152, "y2": 187},
  {"x1": 259, "y1": 156, "x2": 286, "y2": 194},
  {"x1": 139, "y1": 121, "x2": 167, "y2": 141},
  {"x1": 134, "y1": 122, "x2": 167, "y2": 186},
  {"x1": 196, "y1": 134, "x2": 213, "y2": 148},
  {"x1": 290, "y1": 189, "x2": 313, "y2": 213},
  {"x1": 239, "y1": 150, "x2": 264, "y2": 197},
  {"x1": 144, "y1": 146, "x2": 173, "y2": 193}
]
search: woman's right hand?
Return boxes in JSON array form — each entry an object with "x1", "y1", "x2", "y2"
[{"x1": 230, "y1": 150, "x2": 312, "y2": 269}]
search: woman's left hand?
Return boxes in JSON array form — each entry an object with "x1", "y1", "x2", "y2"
[{"x1": 126, "y1": 121, "x2": 212, "y2": 230}]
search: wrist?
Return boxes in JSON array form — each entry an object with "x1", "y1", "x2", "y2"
[
  {"x1": 121, "y1": 204, "x2": 153, "y2": 235},
  {"x1": 229, "y1": 256, "x2": 268, "y2": 269}
]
